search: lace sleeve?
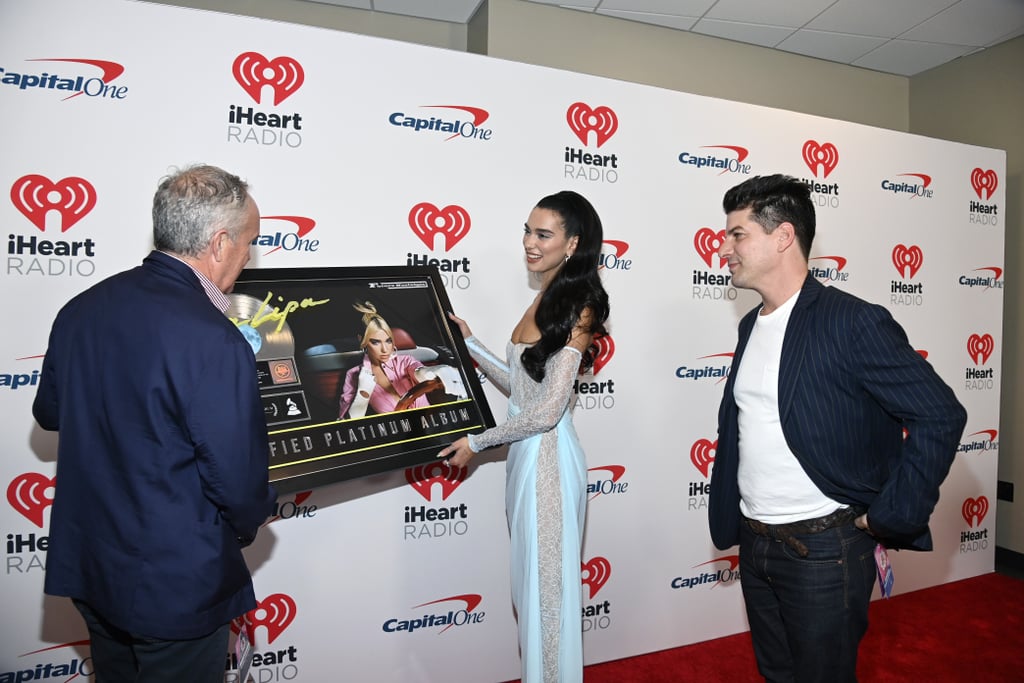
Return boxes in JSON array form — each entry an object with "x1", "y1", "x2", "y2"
[
  {"x1": 468, "y1": 345, "x2": 580, "y2": 452},
  {"x1": 465, "y1": 336, "x2": 511, "y2": 394}
]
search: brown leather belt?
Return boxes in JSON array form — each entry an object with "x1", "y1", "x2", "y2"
[{"x1": 743, "y1": 507, "x2": 860, "y2": 557}]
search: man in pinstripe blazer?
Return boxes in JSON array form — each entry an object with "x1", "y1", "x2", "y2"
[{"x1": 708, "y1": 174, "x2": 966, "y2": 683}]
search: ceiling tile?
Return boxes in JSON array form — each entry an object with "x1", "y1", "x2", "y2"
[
  {"x1": 691, "y1": 19, "x2": 797, "y2": 48},
  {"x1": 597, "y1": 9, "x2": 700, "y2": 31},
  {"x1": 599, "y1": 0, "x2": 716, "y2": 14},
  {"x1": 373, "y1": 0, "x2": 484, "y2": 22},
  {"x1": 901, "y1": 0, "x2": 1024, "y2": 46},
  {"x1": 777, "y1": 29, "x2": 889, "y2": 63},
  {"x1": 704, "y1": 0, "x2": 837, "y2": 28},
  {"x1": 305, "y1": 0, "x2": 373, "y2": 9},
  {"x1": 853, "y1": 38, "x2": 977, "y2": 75},
  {"x1": 806, "y1": 0, "x2": 957, "y2": 38}
]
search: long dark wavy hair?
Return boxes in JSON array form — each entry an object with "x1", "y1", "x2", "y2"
[{"x1": 521, "y1": 190, "x2": 610, "y2": 382}]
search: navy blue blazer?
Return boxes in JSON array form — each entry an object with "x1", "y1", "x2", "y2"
[
  {"x1": 33, "y1": 251, "x2": 276, "y2": 640},
  {"x1": 709, "y1": 274, "x2": 966, "y2": 551}
]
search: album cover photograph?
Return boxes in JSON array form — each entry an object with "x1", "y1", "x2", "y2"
[{"x1": 227, "y1": 265, "x2": 495, "y2": 493}]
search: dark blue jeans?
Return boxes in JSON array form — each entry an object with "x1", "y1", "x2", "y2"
[
  {"x1": 73, "y1": 599, "x2": 229, "y2": 683},
  {"x1": 739, "y1": 519, "x2": 877, "y2": 683}
]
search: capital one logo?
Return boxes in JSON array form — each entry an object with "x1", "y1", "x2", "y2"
[
  {"x1": 581, "y1": 556, "x2": 611, "y2": 599},
  {"x1": 802, "y1": 140, "x2": 839, "y2": 178},
  {"x1": 566, "y1": 102, "x2": 618, "y2": 148},
  {"x1": 7, "y1": 473, "x2": 55, "y2": 528},
  {"x1": 962, "y1": 496, "x2": 989, "y2": 527},
  {"x1": 406, "y1": 462, "x2": 466, "y2": 501},
  {"x1": 232, "y1": 593, "x2": 297, "y2": 645},
  {"x1": 587, "y1": 465, "x2": 626, "y2": 501},
  {"x1": 592, "y1": 334, "x2": 614, "y2": 375},
  {"x1": 967, "y1": 333, "x2": 994, "y2": 365},
  {"x1": 691, "y1": 439, "x2": 716, "y2": 478},
  {"x1": 257, "y1": 215, "x2": 318, "y2": 256},
  {"x1": 10, "y1": 174, "x2": 97, "y2": 232},
  {"x1": 892, "y1": 244, "x2": 923, "y2": 279},
  {"x1": 971, "y1": 168, "x2": 998, "y2": 201},
  {"x1": 599, "y1": 239, "x2": 631, "y2": 271},
  {"x1": 232, "y1": 52, "x2": 304, "y2": 106},
  {"x1": 22, "y1": 57, "x2": 126, "y2": 101},
  {"x1": 408, "y1": 202, "x2": 470, "y2": 252},
  {"x1": 694, "y1": 228, "x2": 726, "y2": 268}
]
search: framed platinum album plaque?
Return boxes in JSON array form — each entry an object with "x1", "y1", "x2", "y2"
[{"x1": 227, "y1": 265, "x2": 495, "y2": 493}]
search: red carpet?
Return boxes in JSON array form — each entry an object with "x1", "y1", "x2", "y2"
[{"x1": 508, "y1": 572, "x2": 1024, "y2": 682}]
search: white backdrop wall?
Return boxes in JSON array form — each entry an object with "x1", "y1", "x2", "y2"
[{"x1": 0, "y1": 1, "x2": 1005, "y2": 681}]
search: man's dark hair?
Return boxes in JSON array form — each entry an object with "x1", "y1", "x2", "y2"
[{"x1": 723, "y1": 174, "x2": 815, "y2": 259}]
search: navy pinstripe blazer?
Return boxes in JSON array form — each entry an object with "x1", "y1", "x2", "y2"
[{"x1": 709, "y1": 274, "x2": 967, "y2": 551}]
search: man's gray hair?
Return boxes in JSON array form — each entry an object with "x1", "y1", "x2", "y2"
[{"x1": 152, "y1": 165, "x2": 251, "y2": 257}]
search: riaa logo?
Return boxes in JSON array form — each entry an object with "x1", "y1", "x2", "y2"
[
  {"x1": 1, "y1": 57, "x2": 127, "y2": 101},
  {"x1": 691, "y1": 227, "x2": 736, "y2": 302},
  {"x1": 800, "y1": 140, "x2": 840, "y2": 208},
  {"x1": 969, "y1": 168, "x2": 999, "y2": 225},
  {"x1": 890, "y1": 244, "x2": 924, "y2": 307},
  {"x1": 564, "y1": 102, "x2": 619, "y2": 184},
  {"x1": 581, "y1": 556, "x2": 613, "y2": 632},
  {"x1": 254, "y1": 215, "x2": 319, "y2": 256},
  {"x1": 403, "y1": 463, "x2": 468, "y2": 541},
  {"x1": 227, "y1": 52, "x2": 305, "y2": 148},
  {"x1": 960, "y1": 495, "x2": 989, "y2": 554},
  {"x1": 406, "y1": 202, "x2": 472, "y2": 291}
]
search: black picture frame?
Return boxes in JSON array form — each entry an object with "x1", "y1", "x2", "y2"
[{"x1": 227, "y1": 265, "x2": 495, "y2": 494}]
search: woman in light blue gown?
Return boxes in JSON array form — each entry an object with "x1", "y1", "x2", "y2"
[{"x1": 439, "y1": 191, "x2": 610, "y2": 683}]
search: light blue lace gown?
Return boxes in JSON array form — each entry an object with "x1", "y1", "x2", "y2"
[{"x1": 466, "y1": 337, "x2": 587, "y2": 683}]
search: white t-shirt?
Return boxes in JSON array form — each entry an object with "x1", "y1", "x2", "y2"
[{"x1": 735, "y1": 291, "x2": 842, "y2": 524}]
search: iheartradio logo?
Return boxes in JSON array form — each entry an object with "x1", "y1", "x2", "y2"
[
  {"x1": 7, "y1": 473, "x2": 55, "y2": 528},
  {"x1": 566, "y1": 102, "x2": 618, "y2": 148},
  {"x1": 962, "y1": 496, "x2": 989, "y2": 527},
  {"x1": 802, "y1": 140, "x2": 839, "y2": 178},
  {"x1": 592, "y1": 334, "x2": 614, "y2": 375},
  {"x1": 232, "y1": 52, "x2": 304, "y2": 106},
  {"x1": 232, "y1": 593, "x2": 297, "y2": 645},
  {"x1": 693, "y1": 228, "x2": 726, "y2": 269},
  {"x1": 970, "y1": 168, "x2": 998, "y2": 201},
  {"x1": 690, "y1": 439, "x2": 716, "y2": 479},
  {"x1": 967, "y1": 333, "x2": 994, "y2": 365},
  {"x1": 891, "y1": 244, "x2": 923, "y2": 279},
  {"x1": 581, "y1": 556, "x2": 611, "y2": 599},
  {"x1": 408, "y1": 202, "x2": 470, "y2": 252},
  {"x1": 10, "y1": 174, "x2": 97, "y2": 232},
  {"x1": 406, "y1": 462, "x2": 466, "y2": 502}
]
